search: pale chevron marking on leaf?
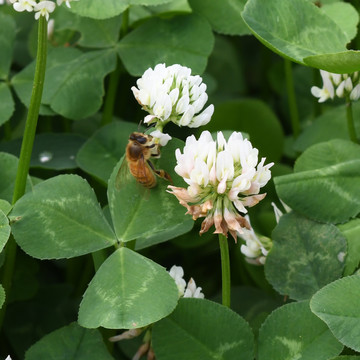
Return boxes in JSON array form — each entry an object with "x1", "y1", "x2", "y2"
[
  {"x1": 292, "y1": 161, "x2": 360, "y2": 206},
  {"x1": 87, "y1": 249, "x2": 170, "y2": 328},
  {"x1": 35, "y1": 195, "x2": 114, "y2": 241},
  {"x1": 275, "y1": 336, "x2": 302, "y2": 360},
  {"x1": 214, "y1": 340, "x2": 245, "y2": 357}
]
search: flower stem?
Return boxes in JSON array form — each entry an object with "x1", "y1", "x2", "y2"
[
  {"x1": 346, "y1": 97, "x2": 358, "y2": 143},
  {"x1": 218, "y1": 234, "x2": 231, "y2": 308},
  {"x1": 0, "y1": 17, "x2": 48, "y2": 331},
  {"x1": 91, "y1": 249, "x2": 107, "y2": 272},
  {"x1": 284, "y1": 59, "x2": 300, "y2": 138},
  {"x1": 12, "y1": 16, "x2": 48, "y2": 203},
  {"x1": 312, "y1": 68, "x2": 322, "y2": 118},
  {"x1": 101, "y1": 8, "x2": 129, "y2": 126},
  {"x1": 101, "y1": 61, "x2": 121, "y2": 126},
  {"x1": 4, "y1": 121, "x2": 12, "y2": 141}
]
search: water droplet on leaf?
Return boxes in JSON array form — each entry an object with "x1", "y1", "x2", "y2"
[{"x1": 39, "y1": 151, "x2": 53, "y2": 163}]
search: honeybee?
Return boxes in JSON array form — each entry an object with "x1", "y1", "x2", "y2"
[{"x1": 116, "y1": 132, "x2": 172, "y2": 189}]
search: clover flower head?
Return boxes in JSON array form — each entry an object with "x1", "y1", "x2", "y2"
[
  {"x1": 132, "y1": 63, "x2": 214, "y2": 129},
  {"x1": 5, "y1": 356, "x2": 12, "y2": 360},
  {"x1": 311, "y1": 70, "x2": 360, "y2": 102},
  {"x1": 57, "y1": 0, "x2": 79, "y2": 8},
  {"x1": 168, "y1": 131, "x2": 274, "y2": 241},
  {"x1": 168, "y1": 265, "x2": 204, "y2": 299},
  {"x1": 238, "y1": 215, "x2": 272, "y2": 265},
  {"x1": 13, "y1": 0, "x2": 37, "y2": 12},
  {"x1": 34, "y1": 1, "x2": 55, "y2": 21}
]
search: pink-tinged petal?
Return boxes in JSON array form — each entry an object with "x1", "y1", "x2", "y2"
[
  {"x1": 242, "y1": 193, "x2": 266, "y2": 207},
  {"x1": 213, "y1": 209, "x2": 225, "y2": 235},
  {"x1": 109, "y1": 328, "x2": 143, "y2": 342},
  {"x1": 200, "y1": 215, "x2": 214, "y2": 235},
  {"x1": 223, "y1": 208, "x2": 242, "y2": 232},
  {"x1": 167, "y1": 186, "x2": 196, "y2": 204}
]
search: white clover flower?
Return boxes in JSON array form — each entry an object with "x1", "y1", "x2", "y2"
[
  {"x1": 149, "y1": 130, "x2": 172, "y2": 146},
  {"x1": 132, "y1": 63, "x2": 214, "y2": 130},
  {"x1": 168, "y1": 265, "x2": 186, "y2": 297},
  {"x1": 311, "y1": 70, "x2": 360, "y2": 102},
  {"x1": 311, "y1": 70, "x2": 334, "y2": 103},
  {"x1": 34, "y1": 1, "x2": 55, "y2": 21},
  {"x1": 57, "y1": 0, "x2": 79, "y2": 7},
  {"x1": 168, "y1": 131, "x2": 274, "y2": 241},
  {"x1": 184, "y1": 278, "x2": 205, "y2": 299},
  {"x1": 238, "y1": 215, "x2": 272, "y2": 265},
  {"x1": 168, "y1": 265, "x2": 205, "y2": 299},
  {"x1": 5, "y1": 356, "x2": 12, "y2": 360},
  {"x1": 13, "y1": 0, "x2": 36, "y2": 12}
]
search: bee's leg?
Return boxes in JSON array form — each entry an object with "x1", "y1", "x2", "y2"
[{"x1": 147, "y1": 160, "x2": 173, "y2": 183}]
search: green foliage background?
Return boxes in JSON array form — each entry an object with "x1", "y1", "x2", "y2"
[{"x1": 1, "y1": 0, "x2": 360, "y2": 359}]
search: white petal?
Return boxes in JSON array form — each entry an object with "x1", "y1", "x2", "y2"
[
  {"x1": 345, "y1": 77, "x2": 353, "y2": 92},
  {"x1": 169, "y1": 88, "x2": 179, "y2": 105},
  {"x1": 336, "y1": 81, "x2": 345, "y2": 98},
  {"x1": 176, "y1": 94, "x2": 190, "y2": 114},
  {"x1": 191, "y1": 92, "x2": 208, "y2": 113},
  {"x1": 143, "y1": 114, "x2": 157, "y2": 124},
  {"x1": 216, "y1": 131, "x2": 226, "y2": 151},
  {"x1": 13, "y1": 2, "x2": 26, "y2": 11},
  {"x1": 188, "y1": 104, "x2": 214, "y2": 128},
  {"x1": 149, "y1": 130, "x2": 172, "y2": 146},
  {"x1": 178, "y1": 105, "x2": 195, "y2": 126},
  {"x1": 310, "y1": 86, "x2": 322, "y2": 98},
  {"x1": 350, "y1": 83, "x2": 360, "y2": 101}
]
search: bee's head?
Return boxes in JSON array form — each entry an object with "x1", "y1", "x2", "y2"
[{"x1": 129, "y1": 132, "x2": 150, "y2": 145}]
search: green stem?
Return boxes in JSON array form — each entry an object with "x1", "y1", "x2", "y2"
[
  {"x1": 120, "y1": 8, "x2": 129, "y2": 38},
  {"x1": 312, "y1": 68, "x2": 322, "y2": 118},
  {"x1": 126, "y1": 239, "x2": 136, "y2": 251},
  {"x1": 12, "y1": 16, "x2": 48, "y2": 203},
  {"x1": 284, "y1": 59, "x2": 300, "y2": 138},
  {"x1": 3, "y1": 121, "x2": 12, "y2": 141},
  {"x1": 91, "y1": 249, "x2": 107, "y2": 272},
  {"x1": 100, "y1": 9, "x2": 129, "y2": 127},
  {"x1": 346, "y1": 97, "x2": 358, "y2": 143},
  {"x1": 218, "y1": 234, "x2": 231, "y2": 308},
  {"x1": 0, "y1": 236, "x2": 16, "y2": 328},
  {"x1": 101, "y1": 62, "x2": 121, "y2": 126},
  {"x1": 0, "y1": 17, "x2": 48, "y2": 331}
]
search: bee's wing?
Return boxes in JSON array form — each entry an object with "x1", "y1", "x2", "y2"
[
  {"x1": 115, "y1": 154, "x2": 150, "y2": 192},
  {"x1": 115, "y1": 156, "x2": 131, "y2": 190}
]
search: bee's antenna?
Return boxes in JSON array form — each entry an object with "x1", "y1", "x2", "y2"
[{"x1": 137, "y1": 119, "x2": 143, "y2": 132}]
